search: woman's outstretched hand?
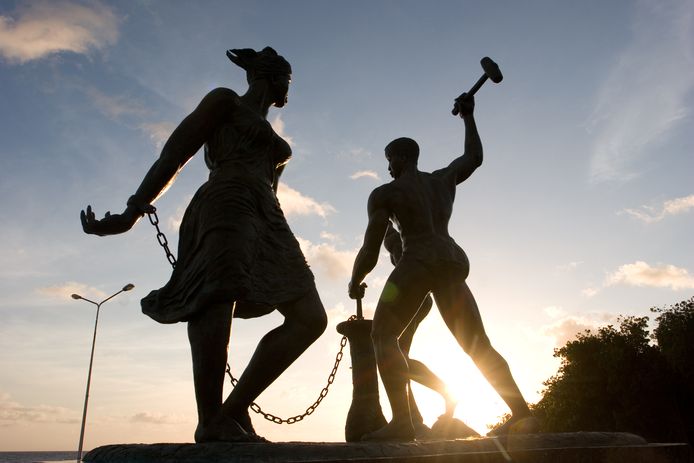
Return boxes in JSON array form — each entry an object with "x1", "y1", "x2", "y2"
[{"x1": 80, "y1": 205, "x2": 139, "y2": 236}]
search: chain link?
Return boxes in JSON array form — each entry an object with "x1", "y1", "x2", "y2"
[
  {"x1": 225, "y1": 319, "x2": 354, "y2": 424},
  {"x1": 147, "y1": 209, "x2": 177, "y2": 268},
  {"x1": 146, "y1": 207, "x2": 353, "y2": 424}
]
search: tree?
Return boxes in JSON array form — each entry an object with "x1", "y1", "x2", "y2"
[
  {"x1": 530, "y1": 305, "x2": 692, "y2": 443},
  {"x1": 652, "y1": 297, "x2": 694, "y2": 442},
  {"x1": 652, "y1": 297, "x2": 694, "y2": 387}
]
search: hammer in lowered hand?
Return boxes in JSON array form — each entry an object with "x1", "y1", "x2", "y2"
[{"x1": 452, "y1": 57, "x2": 503, "y2": 115}]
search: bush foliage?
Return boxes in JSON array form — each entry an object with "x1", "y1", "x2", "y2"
[{"x1": 530, "y1": 297, "x2": 694, "y2": 443}]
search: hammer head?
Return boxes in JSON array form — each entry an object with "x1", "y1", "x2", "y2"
[{"x1": 481, "y1": 57, "x2": 503, "y2": 83}]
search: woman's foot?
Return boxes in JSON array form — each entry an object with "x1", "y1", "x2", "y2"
[
  {"x1": 232, "y1": 409, "x2": 269, "y2": 441},
  {"x1": 194, "y1": 415, "x2": 265, "y2": 443}
]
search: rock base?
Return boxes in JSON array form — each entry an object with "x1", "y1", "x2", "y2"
[{"x1": 84, "y1": 432, "x2": 692, "y2": 463}]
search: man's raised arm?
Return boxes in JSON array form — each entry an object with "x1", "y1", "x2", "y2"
[
  {"x1": 348, "y1": 187, "x2": 390, "y2": 299},
  {"x1": 438, "y1": 93, "x2": 483, "y2": 185}
]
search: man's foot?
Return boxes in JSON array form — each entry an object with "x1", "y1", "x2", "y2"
[
  {"x1": 194, "y1": 416, "x2": 266, "y2": 443},
  {"x1": 431, "y1": 415, "x2": 480, "y2": 439},
  {"x1": 361, "y1": 419, "x2": 415, "y2": 442},
  {"x1": 487, "y1": 415, "x2": 539, "y2": 437},
  {"x1": 413, "y1": 421, "x2": 432, "y2": 440}
]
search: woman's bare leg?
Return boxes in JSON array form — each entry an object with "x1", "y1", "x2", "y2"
[
  {"x1": 221, "y1": 287, "x2": 327, "y2": 432},
  {"x1": 188, "y1": 302, "x2": 247, "y2": 442}
]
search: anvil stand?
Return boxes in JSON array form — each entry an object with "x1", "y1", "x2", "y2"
[{"x1": 336, "y1": 297, "x2": 387, "y2": 442}]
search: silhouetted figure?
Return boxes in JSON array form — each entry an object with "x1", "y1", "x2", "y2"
[
  {"x1": 349, "y1": 94, "x2": 535, "y2": 441},
  {"x1": 383, "y1": 223, "x2": 458, "y2": 436},
  {"x1": 81, "y1": 47, "x2": 327, "y2": 443}
]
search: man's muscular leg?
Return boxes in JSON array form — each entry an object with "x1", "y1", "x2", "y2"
[
  {"x1": 433, "y1": 282, "x2": 531, "y2": 421},
  {"x1": 366, "y1": 267, "x2": 431, "y2": 441},
  {"x1": 399, "y1": 297, "x2": 457, "y2": 424},
  {"x1": 407, "y1": 359, "x2": 458, "y2": 416},
  {"x1": 221, "y1": 286, "x2": 327, "y2": 434}
]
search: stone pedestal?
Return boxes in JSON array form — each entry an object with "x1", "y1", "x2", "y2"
[
  {"x1": 336, "y1": 318, "x2": 387, "y2": 442},
  {"x1": 83, "y1": 432, "x2": 692, "y2": 462}
]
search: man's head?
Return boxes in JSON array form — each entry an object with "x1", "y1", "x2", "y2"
[{"x1": 385, "y1": 137, "x2": 419, "y2": 179}]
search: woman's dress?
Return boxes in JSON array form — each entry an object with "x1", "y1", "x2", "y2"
[{"x1": 142, "y1": 94, "x2": 315, "y2": 323}]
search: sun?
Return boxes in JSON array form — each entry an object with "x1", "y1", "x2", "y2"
[{"x1": 404, "y1": 318, "x2": 511, "y2": 435}]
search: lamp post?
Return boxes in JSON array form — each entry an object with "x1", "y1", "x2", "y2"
[{"x1": 72, "y1": 283, "x2": 134, "y2": 463}]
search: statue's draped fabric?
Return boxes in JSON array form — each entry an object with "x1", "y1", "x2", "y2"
[{"x1": 142, "y1": 93, "x2": 314, "y2": 323}]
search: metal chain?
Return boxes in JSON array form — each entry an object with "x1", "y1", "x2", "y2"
[
  {"x1": 226, "y1": 317, "x2": 355, "y2": 424},
  {"x1": 146, "y1": 207, "x2": 353, "y2": 424},
  {"x1": 146, "y1": 209, "x2": 177, "y2": 268}
]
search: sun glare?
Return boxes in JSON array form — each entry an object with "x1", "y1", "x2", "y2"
[{"x1": 405, "y1": 317, "x2": 510, "y2": 434}]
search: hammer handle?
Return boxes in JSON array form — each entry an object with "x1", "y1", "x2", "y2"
[
  {"x1": 356, "y1": 297, "x2": 363, "y2": 320},
  {"x1": 452, "y1": 74, "x2": 488, "y2": 115},
  {"x1": 468, "y1": 74, "x2": 489, "y2": 97}
]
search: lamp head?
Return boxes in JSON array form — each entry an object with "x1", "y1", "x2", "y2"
[
  {"x1": 71, "y1": 294, "x2": 82, "y2": 300},
  {"x1": 122, "y1": 283, "x2": 135, "y2": 292}
]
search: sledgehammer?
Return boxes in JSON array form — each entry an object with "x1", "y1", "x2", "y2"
[{"x1": 452, "y1": 56, "x2": 503, "y2": 115}]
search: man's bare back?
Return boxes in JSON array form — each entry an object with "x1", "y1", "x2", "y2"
[
  {"x1": 378, "y1": 168, "x2": 469, "y2": 278},
  {"x1": 349, "y1": 94, "x2": 535, "y2": 441}
]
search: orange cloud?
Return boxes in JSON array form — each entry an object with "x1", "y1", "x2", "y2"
[
  {"x1": 0, "y1": 1, "x2": 119, "y2": 63},
  {"x1": 606, "y1": 261, "x2": 694, "y2": 290}
]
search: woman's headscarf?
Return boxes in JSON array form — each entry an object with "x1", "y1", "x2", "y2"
[{"x1": 226, "y1": 47, "x2": 291, "y2": 78}]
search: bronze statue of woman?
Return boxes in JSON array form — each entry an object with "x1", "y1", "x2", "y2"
[{"x1": 81, "y1": 47, "x2": 327, "y2": 443}]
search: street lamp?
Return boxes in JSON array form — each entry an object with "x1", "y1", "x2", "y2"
[{"x1": 71, "y1": 283, "x2": 134, "y2": 463}]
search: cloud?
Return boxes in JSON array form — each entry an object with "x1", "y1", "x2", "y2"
[
  {"x1": 167, "y1": 195, "x2": 192, "y2": 232},
  {"x1": 319, "y1": 231, "x2": 341, "y2": 243},
  {"x1": 541, "y1": 310, "x2": 616, "y2": 347},
  {"x1": 326, "y1": 302, "x2": 353, "y2": 327},
  {"x1": 557, "y1": 261, "x2": 583, "y2": 271},
  {"x1": 277, "y1": 183, "x2": 336, "y2": 218},
  {"x1": 140, "y1": 121, "x2": 176, "y2": 149},
  {"x1": 130, "y1": 412, "x2": 185, "y2": 425},
  {"x1": 606, "y1": 261, "x2": 694, "y2": 290},
  {"x1": 86, "y1": 88, "x2": 175, "y2": 147},
  {"x1": 296, "y1": 237, "x2": 355, "y2": 281},
  {"x1": 339, "y1": 147, "x2": 373, "y2": 160},
  {"x1": 87, "y1": 87, "x2": 149, "y2": 120},
  {"x1": 543, "y1": 305, "x2": 566, "y2": 318},
  {"x1": 582, "y1": 287, "x2": 599, "y2": 298},
  {"x1": 0, "y1": 392, "x2": 78, "y2": 425},
  {"x1": 0, "y1": 1, "x2": 119, "y2": 63},
  {"x1": 587, "y1": 1, "x2": 694, "y2": 182},
  {"x1": 36, "y1": 281, "x2": 107, "y2": 301},
  {"x1": 350, "y1": 170, "x2": 381, "y2": 181},
  {"x1": 270, "y1": 114, "x2": 293, "y2": 146},
  {"x1": 621, "y1": 194, "x2": 694, "y2": 223}
]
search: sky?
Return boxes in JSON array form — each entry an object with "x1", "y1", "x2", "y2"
[{"x1": 1, "y1": 0, "x2": 693, "y2": 452}]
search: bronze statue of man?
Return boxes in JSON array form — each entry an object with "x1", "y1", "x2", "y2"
[
  {"x1": 81, "y1": 47, "x2": 327, "y2": 443},
  {"x1": 382, "y1": 222, "x2": 459, "y2": 437},
  {"x1": 349, "y1": 93, "x2": 536, "y2": 441}
]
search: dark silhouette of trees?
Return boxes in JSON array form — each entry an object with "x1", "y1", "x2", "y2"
[
  {"x1": 652, "y1": 297, "x2": 694, "y2": 442},
  {"x1": 527, "y1": 297, "x2": 694, "y2": 443}
]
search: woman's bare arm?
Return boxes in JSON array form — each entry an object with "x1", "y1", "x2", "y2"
[{"x1": 81, "y1": 88, "x2": 238, "y2": 236}]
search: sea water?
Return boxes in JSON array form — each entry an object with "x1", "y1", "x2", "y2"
[{"x1": 0, "y1": 451, "x2": 77, "y2": 463}]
